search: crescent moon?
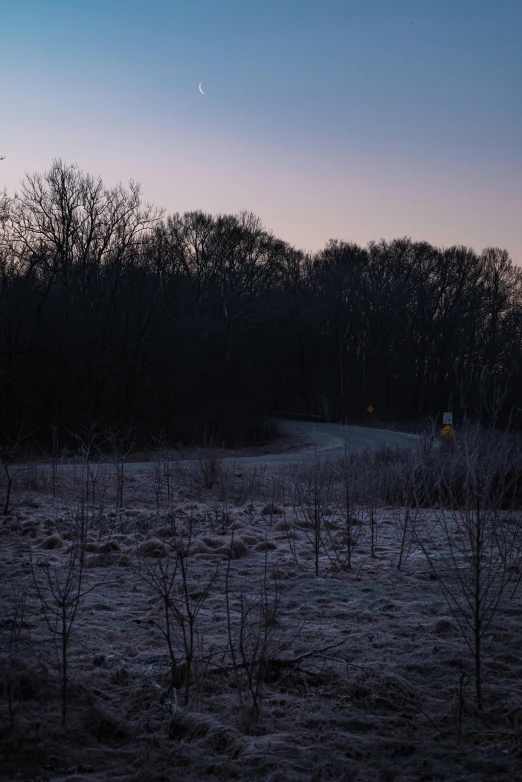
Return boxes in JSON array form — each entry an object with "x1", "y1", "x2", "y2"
[{"x1": 198, "y1": 81, "x2": 205, "y2": 95}]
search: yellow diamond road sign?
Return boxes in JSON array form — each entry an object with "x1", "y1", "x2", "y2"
[
  {"x1": 367, "y1": 406, "x2": 374, "y2": 414},
  {"x1": 441, "y1": 424, "x2": 453, "y2": 438}
]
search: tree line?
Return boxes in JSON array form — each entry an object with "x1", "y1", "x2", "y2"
[{"x1": 0, "y1": 159, "x2": 520, "y2": 447}]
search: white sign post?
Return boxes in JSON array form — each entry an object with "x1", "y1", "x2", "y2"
[{"x1": 443, "y1": 412, "x2": 453, "y2": 426}]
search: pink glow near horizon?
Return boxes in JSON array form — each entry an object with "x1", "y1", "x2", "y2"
[
  {"x1": 1, "y1": 1, "x2": 521, "y2": 263},
  {"x1": 0, "y1": 106, "x2": 520, "y2": 262}
]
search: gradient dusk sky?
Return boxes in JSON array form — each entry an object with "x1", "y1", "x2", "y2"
[{"x1": 1, "y1": 0, "x2": 521, "y2": 260}]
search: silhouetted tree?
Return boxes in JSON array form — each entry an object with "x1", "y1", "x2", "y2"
[{"x1": 0, "y1": 160, "x2": 520, "y2": 447}]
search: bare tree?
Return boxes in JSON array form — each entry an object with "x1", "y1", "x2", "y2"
[
  {"x1": 70, "y1": 424, "x2": 106, "y2": 508},
  {"x1": 393, "y1": 471, "x2": 420, "y2": 571},
  {"x1": 105, "y1": 425, "x2": 136, "y2": 509},
  {"x1": 30, "y1": 510, "x2": 95, "y2": 725},
  {"x1": 225, "y1": 545, "x2": 283, "y2": 720},
  {"x1": 138, "y1": 515, "x2": 218, "y2": 706},
  {"x1": 150, "y1": 430, "x2": 179, "y2": 507},
  {"x1": 292, "y1": 454, "x2": 334, "y2": 576},
  {"x1": 0, "y1": 425, "x2": 35, "y2": 515},
  {"x1": 137, "y1": 536, "x2": 181, "y2": 706},
  {"x1": 413, "y1": 421, "x2": 522, "y2": 710},
  {"x1": 332, "y1": 443, "x2": 365, "y2": 570}
]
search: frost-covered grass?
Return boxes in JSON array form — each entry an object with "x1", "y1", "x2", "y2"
[{"x1": 1, "y1": 440, "x2": 522, "y2": 781}]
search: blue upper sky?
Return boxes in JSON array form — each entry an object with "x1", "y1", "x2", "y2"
[{"x1": 1, "y1": 0, "x2": 521, "y2": 259}]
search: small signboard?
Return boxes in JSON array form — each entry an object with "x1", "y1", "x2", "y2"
[
  {"x1": 441, "y1": 424, "x2": 453, "y2": 438},
  {"x1": 443, "y1": 412, "x2": 453, "y2": 425},
  {"x1": 367, "y1": 406, "x2": 374, "y2": 414}
]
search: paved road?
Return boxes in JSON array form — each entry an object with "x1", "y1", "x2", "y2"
[
  {"x1": 35, "y1": 420, "x2": 418, "y2": 474},
  {"x1": 222, "y1": 419, "x2": 418, "y2": 467}
]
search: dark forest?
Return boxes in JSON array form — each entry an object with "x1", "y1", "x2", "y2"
[{"x1": 1, "y1": 160, "x2": 521, "y2": 447}]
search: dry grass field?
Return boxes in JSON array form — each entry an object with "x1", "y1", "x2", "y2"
[{"x1": 1, "y1": 438, "x2": 522, "y2": 781}]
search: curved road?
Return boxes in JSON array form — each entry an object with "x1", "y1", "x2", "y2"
[
  {"x1": 35, "y1": 420, "x2": 418, "y2": 474},
  {"x1": 224, "y1": 419, "x2": 418, "y2": 468}
]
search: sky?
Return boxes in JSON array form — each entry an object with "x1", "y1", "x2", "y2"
[{"x1": 1, "y1": 0, "x2": 521, "y2": 261}]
